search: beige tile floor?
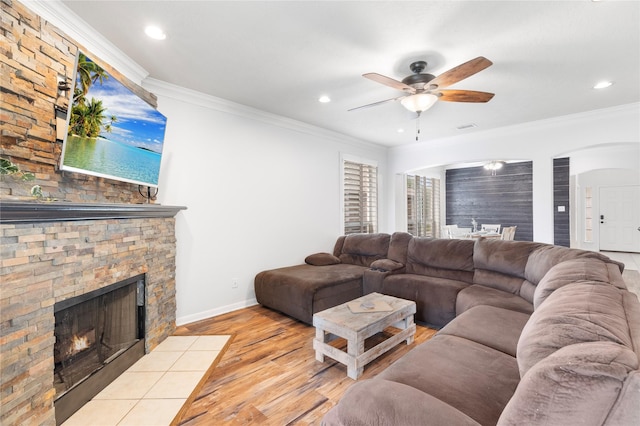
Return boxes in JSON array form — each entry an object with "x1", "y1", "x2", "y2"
[
  {"x1": 62, "y1": 335, "x2": 230, "y2": 426},
  {"x1": 601, "y1": 251, "x2": 640, "y2": 271}
]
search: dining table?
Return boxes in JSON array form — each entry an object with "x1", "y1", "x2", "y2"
[{"x1": 468, "y1": 231, "x2": 502, "y2": 239}]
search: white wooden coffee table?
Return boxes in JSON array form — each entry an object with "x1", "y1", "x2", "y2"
[{"x1": 312, "y1": 292, "x2": 416, "y2": 379}]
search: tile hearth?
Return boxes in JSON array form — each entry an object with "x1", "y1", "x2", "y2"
[{"x1": 62, "y1": 335, "x2": 230, "y2": 426}]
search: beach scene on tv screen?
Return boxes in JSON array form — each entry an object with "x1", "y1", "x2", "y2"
[{"x1": 62, "y1": 52, "x2": 166, "y2": 186}]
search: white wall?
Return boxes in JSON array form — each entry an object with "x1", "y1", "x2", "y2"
[
  {"x1": 570, "y1": 143, "x2": 640, "y2": 176},
  {"x1": 387, "y1": 104, "x2": 640, "y2": 243},
  {"x1": 145, "y1": 80, "x2": 387, "y2": 324},
  {"x1": 574, "y1": 169, "x2": 640, "y2": 251}
]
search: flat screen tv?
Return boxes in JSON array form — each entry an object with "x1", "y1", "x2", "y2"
[{"x1": 59, "y1": 51, "x2": 167, "y2": 188}]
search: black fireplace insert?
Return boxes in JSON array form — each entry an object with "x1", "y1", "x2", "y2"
[{"x1": 53, "y1": 274, "x2": 146, "y2": 425}]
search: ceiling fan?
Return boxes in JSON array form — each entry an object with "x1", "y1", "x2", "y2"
[{"x1": 350, "y1": 56, "x2": 494, "y2": 115}]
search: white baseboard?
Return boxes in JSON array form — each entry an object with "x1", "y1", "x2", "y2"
[{"x1": 176, "y1": 298, "x2": 258, "y2": 326}]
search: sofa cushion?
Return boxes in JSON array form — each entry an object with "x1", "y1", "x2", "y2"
[
  {"x1": 305, "y1": 252, "x2": 341, "y2": 266},
  {"x1": 472, "y1": 239, "x2": 544, "y2": 303},
  {"x1": 604, "y1": 371, "x2": 640, "y2": 426},
  {"x1": 498, "y1": 342, "x2": 638, "y2": 426},
  {"x1": 254, "y1": 263, "x2": 366, "y2": 324},
  {"x1": 377, "y1": 334, "x2": 520, "y2": 426},
  {"x1": 332, "y1": 235, "x2": 346, "y2": 257},
  {"x1": 338, "y1": 233, "x2": 390, "y2": 267},
  {"x1": 382, "y1": 274, "x2": 468, "y2": 327},
  {"x1": 473, "y1": 239, "x2": 543, "y2": 279},
  {"x1": 517, "y1": 282, "x2": 632, "y2": 377},
  {"x1": 523, "y1": 244, "x2": 624, "y2": 286},
  {"x1": 322, "y1": 379, "x2": 481, "y2": 426},
  {"x1": 406, "y1": 237, "x2": 475, "y2": 282},
  {"x1": 533, "y1": 258, "x2": 615, "y2": 309},
  {"x1": 386, "y1": 231, "x2": 413, "y2": 263},
  {"x1": 438, "y1": 305, "x2": 530, "y2": 357},
  {"x1": 456, "y1": 285, "x2": 533, "y2": 317}
]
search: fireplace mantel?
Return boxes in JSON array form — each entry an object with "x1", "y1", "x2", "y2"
[{"x1": 0, "y1": 201, "x2": 187, "y2": 224}]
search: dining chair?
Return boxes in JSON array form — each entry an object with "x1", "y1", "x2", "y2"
[
  {"x1": 442, "y1": 225, "x2": 459, "y2": 239},
  {"x1": 481, "y1": 224, "x2": 501, "y2": 233},
  {"x1": 501, "y1": 226, "x2": 517, "y2": 240},
  {"x1": 456, "y1": 227, "x2": 472, "y2": 238}
]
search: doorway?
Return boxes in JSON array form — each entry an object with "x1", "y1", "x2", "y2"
[{"x1": 599, "y1": 185, "x2": 640, "y2": 253}]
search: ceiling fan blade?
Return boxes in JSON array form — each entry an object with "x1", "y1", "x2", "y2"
[
  {"x1": 363, "y1": 73, "x2": 415, "y2": 93},
  {"x1": 428, "y1": 56, "x2": 493, "y2": 89},
  {"x1": 348, "y1": 95, "x2": 407, "y2": 111},
  {"x1": 438, "y1": 90, "x2": 495, "y2": 103}
]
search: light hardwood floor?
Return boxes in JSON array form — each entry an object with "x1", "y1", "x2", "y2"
[
  {"x1": 172, "y1": 305, "x2": 437, "y2": 425},
  {"x1": 171, "y1": 264, "x2": 640, "y2": 425}
]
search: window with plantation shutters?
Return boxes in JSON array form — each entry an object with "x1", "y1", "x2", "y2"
[
  {"x1": 343, "y1": 160, "x2": 378, "y2": 235},
  {"x1": 407, "y1": 175, "x2": 441, "y2": 237}
]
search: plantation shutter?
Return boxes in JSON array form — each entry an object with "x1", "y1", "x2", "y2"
[
  {"x1": 407, "y1": 175, "x2": 441, "y2": 237},
  {"x1": 344, "y1": 160, "x2": 378, "y2": 235}
]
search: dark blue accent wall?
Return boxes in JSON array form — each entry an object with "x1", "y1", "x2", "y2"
[
  {"x1": 446, "y1": 162, "x2": 533, "y2": 241},
  {"x1": 553, "y1": 157, "x2": 570, "y2": 247}
]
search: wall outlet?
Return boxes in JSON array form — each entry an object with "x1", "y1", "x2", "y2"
[{"x1": 232, "y1": 278, "x2": 238, "y2": 289}]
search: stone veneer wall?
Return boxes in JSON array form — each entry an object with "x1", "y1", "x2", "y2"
[
  {"x1": 0, "y1": 216, "x2": 177, "y2": 425},
  {"x1": 1, "y1": 4, "x2": 180, "y2": 423},
  {"x1": 1, "y1": 0, "x2": 157, "y2": 203}
]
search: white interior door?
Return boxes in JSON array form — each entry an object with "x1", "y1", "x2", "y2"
[{"x1": 599, "y1": 185, "x2": 640, "y2": 253}]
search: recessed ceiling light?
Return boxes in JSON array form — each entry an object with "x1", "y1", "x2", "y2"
[
  {"x1": 145, "y1": 26, "x2": 166, "y2": 40},
  {"x1": 318, "y1": 95, "x2": 331, "y2": 103},
  {"x1": 397, "y1": 128, "x2": 405, "y2": 133},
  {"x1": 593, "y1": 81, "x2": 613, "y2": 89}
]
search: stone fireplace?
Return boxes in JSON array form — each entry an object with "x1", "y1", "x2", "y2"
[{"x1": 0, "y1": 202, "x2": 185, "y2": 426}]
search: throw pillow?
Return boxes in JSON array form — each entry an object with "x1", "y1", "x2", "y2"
[{"x1": 305, "y1": 252, "x2": 341, "y2": 266}]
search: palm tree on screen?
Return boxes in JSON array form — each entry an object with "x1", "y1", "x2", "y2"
[
  {"x1": 68, "y1": 53, "x2": 116, "y2": 138},
  {"x1": 74, "y1": 53, "x2": 108, "y2": 103}
]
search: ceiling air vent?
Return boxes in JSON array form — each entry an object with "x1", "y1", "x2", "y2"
[{"x1": 456, "y1": 123, "x2": 478, "y2": 130}]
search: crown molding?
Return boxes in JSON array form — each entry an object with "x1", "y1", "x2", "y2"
[
  {"x1": 22, "y1": 0, "x2": 149, "y2": 84},
  {"x1": 144, "y1": 78, "x2": 387, "y2": 152}
]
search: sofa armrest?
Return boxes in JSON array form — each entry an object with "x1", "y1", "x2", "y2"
[
  {"x1": 322, "y1": 379, "x2": 480, "y2": 426},
  {"x1": 363, "y1": 266, "x2": 405, "y2": 295},
  {"x1": 370, "y1": 259, "x2": 404, "y2": 272}
]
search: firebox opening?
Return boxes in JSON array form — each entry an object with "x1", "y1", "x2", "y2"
[{"x1": 53, "y1": 274, "x2": 146, "y2": 425}]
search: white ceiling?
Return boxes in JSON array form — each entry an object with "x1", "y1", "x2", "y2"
[{"x1": 60, "y1": 1, "x2": 640, "y2": 147}]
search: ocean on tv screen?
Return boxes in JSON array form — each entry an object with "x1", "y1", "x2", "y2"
[{"x1": 63, "y1": 135, "x2": 162, "y2": 185}]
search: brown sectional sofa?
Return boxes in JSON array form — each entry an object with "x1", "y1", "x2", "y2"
[
  {"x1": 254, "y1": 233, "x2": 639, "y2": 424},
  {"x1": 322, "y1": 234, "x2": 640, "y2": 425}
]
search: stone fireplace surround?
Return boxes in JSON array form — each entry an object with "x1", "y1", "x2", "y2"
[{"x1": 0, "y1": 201, "x2": 186, "y2": 425}]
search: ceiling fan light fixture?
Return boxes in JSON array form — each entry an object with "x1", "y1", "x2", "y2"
[
  {"x1": 400, "y1": 93, "x2": 438, "y2": 113},
  {"x1": 484, "y1": 160, "x2": 506, "y2": 176},
  {"x1": 484, "y1": 160, "x2": 505, "y2": 171}
]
